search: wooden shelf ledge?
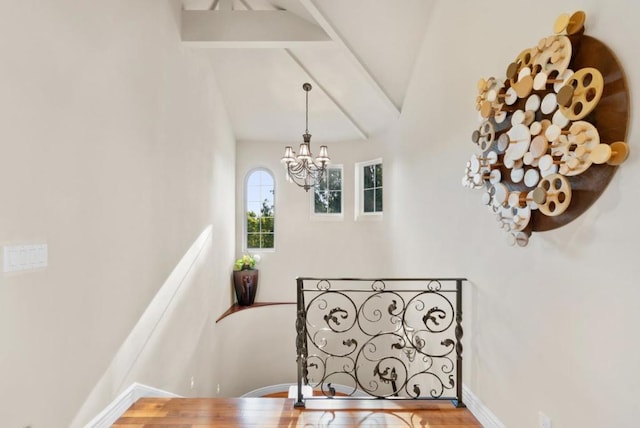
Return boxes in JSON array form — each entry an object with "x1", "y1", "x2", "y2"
[{"x1": 216, "y1": 302, "x2": 295, "y2": 323}]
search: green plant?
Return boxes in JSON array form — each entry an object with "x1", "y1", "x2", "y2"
[{"x1": 234, "y1": 254, "x2": 260, "y2": 271}]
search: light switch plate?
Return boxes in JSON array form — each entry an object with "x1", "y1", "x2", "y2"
[{"x1": 3, "y1": 244, "x2": 48, "y2": 273}]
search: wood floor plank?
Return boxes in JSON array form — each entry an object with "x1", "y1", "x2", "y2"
[{"x1": 114, "y1": 397, "x2": 482, "y2": 427}]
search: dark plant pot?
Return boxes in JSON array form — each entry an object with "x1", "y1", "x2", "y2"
[{"x1": 233, "y1": 269, "x2": 259, "y2": 306}]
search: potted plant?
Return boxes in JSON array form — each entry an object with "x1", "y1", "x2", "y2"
[{"x1": 232, "y1": 254, "x2": 260, "y2": 306}]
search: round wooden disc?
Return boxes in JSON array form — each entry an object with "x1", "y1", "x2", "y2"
[
  {"x1": 506, "y1": 62, "x2": 519, "y2": 80},
  {"x1": 511, "y1": 110, "x2": 526, "y2": 126},
  {"x1": 590, "y1": 143, "x2": 611, "y2": 164},
  {"x1": 530, "y1": 135, "x2": 548, "y2": 158},
  {"x1": 511, "y1": 168, "x2": 525, "y2": 183},
  {"x1": 559, "y1": 67, "x2": 604, "y2": 121},
  {"x1": 495, "y1": 110, "x2": 507, "y2": 124},
  {"x1": 508, "y1": 191, "x2": 521, "y2": 208},
  {"x1": 489, "y1": 169, "x2": 502, "y2": 184},
  {"x1": 524, "y1": 168, "x2": 541, "y2": 187},
  {"x1": 506, "y1": 124, "x2": 532, "y2": 160},
  {"x1": 554, "y1": 13, "x2": 570, "y2": 34},
  {"x1": 567, "y1": 11, "x2": 586, "y2": 35},
  {"x1": 486, "y1": 150, "x2": 498, "y2": 164},
  {"x1": 552, "y1": 109, "x2": 570, "y2": 128},
  {"x1": 536, "y1": 173, "x2": 572, "y2": 217},
  {"x1": 530, "y1": 121, "x2": 542, "y2": 136},
  {"x1": 556, "y1": 85, "x2": 574, "y2": 107},
  {"x1": 478, "y1": 120, "x2": 495, "y2": 151},
  {"x1": 497, "y1": 133, "x2": 510, "y2": 153},
  {"x1": 480, "y1": 100, "x2": 493, "y2": 118},
  {"x1": 608, "y1": 141, "x2": 629, "y2": 165},
  {"x1": 523, "y1": 151, "x2": 535, "y2": 165},
  {"x1": 514, "y1": 75, "x2": 534, "y2": 98},
  {"x1": 545, "y1": 124, "x2": 562, "y2": 142},
  {"x1": 505, "y1": 87, "x2": 518, "y2": 105},
  {"x1": 469, "y1": 155, "x2": 481, "y2": 172},
  {"x1": 538, "y1": 154, "x2": 554, "y2": 171},
  {"x1": 541, "y1": 93, "x2": 557, "y2": 115},
  {"x1": 535, "y1": 36, "x2": 571, "y2": 75},
  {"x1": 493, "y1": 183, "x2": 508, "y2": 206},
  {"x1": 477, "y1": 78, "x2": 488, "y2": 91},
  {"x1": 471, "y1": 130, "x2": 480, "y2": 143},
  {"x1": 533, "y1": 72, "x2": 549, "y2": 91},
  {"x1": 532, "y1": 187, "x2": 547, "y2": 204},
  {"x1": 487, "y1": 89, "x2": 497, "y2": 103}
]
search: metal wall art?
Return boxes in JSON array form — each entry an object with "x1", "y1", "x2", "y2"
[{"x1": 462, "y1": 11, "x2": 630, "y2": 246}]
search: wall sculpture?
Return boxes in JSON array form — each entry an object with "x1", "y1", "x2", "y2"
[{"x1": 462, "y1": 11, "x2": 630, "y2": 246}]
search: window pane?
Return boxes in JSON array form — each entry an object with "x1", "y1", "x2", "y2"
[
  {"x1": 364, "y1": 189, "x2": 375, "y2": 212},
  {"x1": 328, "y1": 191, "x2": 341, "y2": 213},
  {"x1": 260, "y1": 199, "x2": 274, "y2": 217},
  {"x1": 260, "y1": 216, "x2": 274, "y2": 233},
  {"x1": 317, "y1": 171, "x2": 328, "y2": 190},
  {"x1": 261, "y1": 234, "x2": 274, "y2": 248},
  {"x1": 328, "y1": 169, "x2": 341, "y2": 190},
  {"x1": 375, "y1": 188, "x2": 383, "y2": 212},
  {"x1": 315, "y1": 190, "x2": 328, "y2": 213},
  {"x1": 363, "y1": 165, "x2": 375, "y2": 189},
  {"x1": 247, "y1": 201, "x2": 261, "y2": 216},
  {"x1": 247, "y1": 214, "x2": 259, "y2": 232},
  {"x1": 247, "y1": 233, "x2": 260, "y2": 248},
  {"x1": 375, "y1": 164, "x2": 383, "y2": 187}
]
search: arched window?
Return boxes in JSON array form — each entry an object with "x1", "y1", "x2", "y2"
[{"x1": 245, "y1": 169, "x2": 275, "y2": 250}]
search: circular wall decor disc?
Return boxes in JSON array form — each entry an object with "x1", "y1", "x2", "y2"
[{"x1": 554, "y1": 13, "x2": 570, "y2": 34}]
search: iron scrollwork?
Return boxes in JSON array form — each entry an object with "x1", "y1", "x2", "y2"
[{"x1": 295, "y1": 278, "x2": 466, "y2": 408}]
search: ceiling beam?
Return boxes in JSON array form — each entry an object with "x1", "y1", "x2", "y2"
[
  {"x1": 181, "y1": 10, "x2": 333, "y2": 48},
  {"x1": 298, "y1": 0, "x2": 400, "y2": 117},
  {"x1": 285, "y1": 50, "x2": 369, "y2": 141}
]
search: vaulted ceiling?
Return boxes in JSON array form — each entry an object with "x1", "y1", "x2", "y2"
[{"x1": 181, "y1": 0, "x2": 432, "y2": 144}]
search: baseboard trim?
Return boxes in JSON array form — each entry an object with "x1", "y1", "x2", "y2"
[
  {"x1": 85, "y1": 383, "x2": 181, "y2": 428},
  {"x1": 463, "y1": 384, "x2": 505, "y2": 428},
  {"x1": 241, "y1": 382, "x2": 368, "y2": 397}
]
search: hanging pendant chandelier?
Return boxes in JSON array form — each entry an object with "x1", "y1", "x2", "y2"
[{"x1": 281, "y1": 83, "x2": 330, "y2": 192}]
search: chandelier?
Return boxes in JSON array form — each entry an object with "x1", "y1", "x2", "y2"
[{"x1": 281, "y1": 83, "x2": 330, "y2": 192}]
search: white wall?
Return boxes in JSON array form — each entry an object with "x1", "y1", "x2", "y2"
[
  {"x1": 0, "y1": 1, "x2": 236, "y2": 427},
  {"x1": 386, "y1": 1, "x2": 640, "y2": 427}
]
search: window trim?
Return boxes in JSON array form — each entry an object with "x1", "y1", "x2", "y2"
[
  {"x1": 244, "y1": 167, "x2": 276, "y2": 252},
  {"x1": 355, "y1": 158, "x2": 383, "y2": 221},
  {"x1": 310, "y1": 164, "x2": 344, "y2": 221}
]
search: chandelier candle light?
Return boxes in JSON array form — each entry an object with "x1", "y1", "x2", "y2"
[{"x1": 281, "y1": 83, "x2": 330, "y2": 191}]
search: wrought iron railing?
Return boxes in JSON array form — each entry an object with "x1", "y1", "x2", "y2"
[{"x1": 295, "y1": 277, "x2": 466, "y2": 408}]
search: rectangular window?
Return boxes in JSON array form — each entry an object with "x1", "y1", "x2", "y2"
[
  {"x1": 246, "y1": 169, "x2": 275, "y2": 250},
  {"x1": 313, "y1": 165, "x2": 343, "y2": 217},
  {"x1": 355, "y1": 159, "x2": 383, "y2": 220}
]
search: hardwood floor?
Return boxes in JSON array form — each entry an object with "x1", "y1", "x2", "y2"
[{"x1": 114, "y1": 397, "x2": 482, "y2": 427}]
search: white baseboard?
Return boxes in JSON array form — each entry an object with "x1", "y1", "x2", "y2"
[
  {"x1": 241, "y1": 382, "x2": 368, "y2": 397},
  {"x1": 84, "y1": 383, "x2": 181, "y2": 428},
  {"x1": 463, "y1": 384, "x2": 505, "y2": 428}
]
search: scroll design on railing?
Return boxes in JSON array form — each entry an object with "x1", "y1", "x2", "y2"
[{"x1": 295, "y1": 278, "x2": 466, "y2": 408}]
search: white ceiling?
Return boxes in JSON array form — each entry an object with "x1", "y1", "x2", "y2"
[{"x1": 181, "y1": 0, "x2": 432, "y2": 144}]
